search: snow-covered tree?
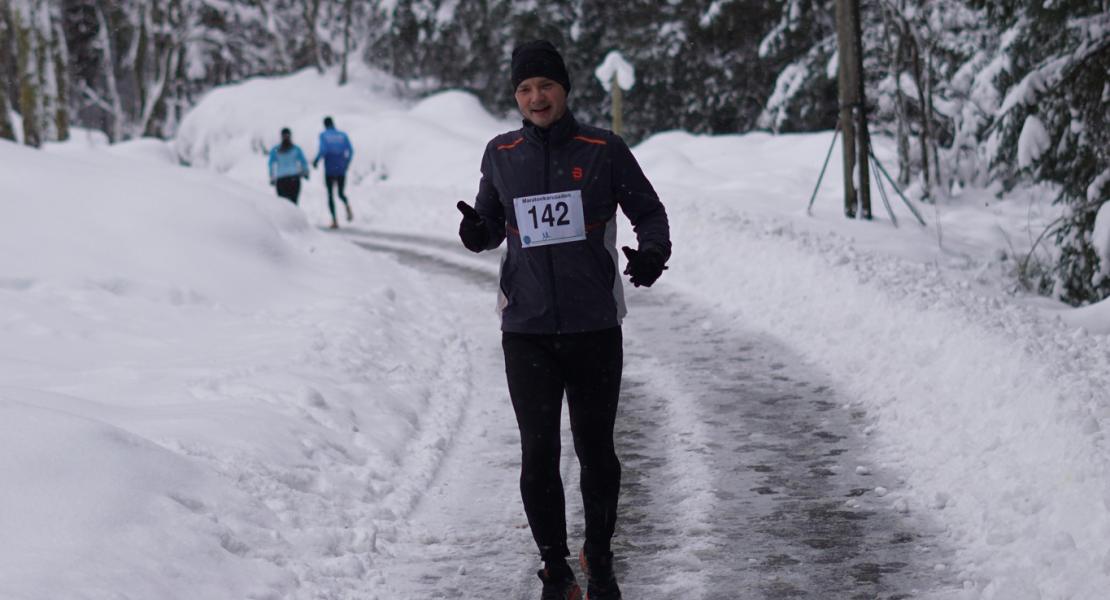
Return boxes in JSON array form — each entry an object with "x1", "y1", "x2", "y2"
[
  {"x1": 58, "y1": 0, "x2": 367, "y2": 140},
  {"x1": 5, "y1": 0, "x2": 68, "y2": 146},
  {"x1": 962, "y1": 0, "x2": 1109, "y2": 304},
  {"x1": 26, "y1": 0, "x2": 69, "y2": 141},
  {"x1": 757, "y1": 0, "x2": 838, "y2": 133}
]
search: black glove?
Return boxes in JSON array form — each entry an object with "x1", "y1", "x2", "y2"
[
  {"x1": 457, "y1": 201, "x2": 489, "y2": 253},
  {"x1": 622, "y1": 245, "x2": 668, "y2": 287}
]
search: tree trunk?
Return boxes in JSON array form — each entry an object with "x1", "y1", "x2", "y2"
[
  {"x1": 0, "y1": 91, "x2": 12, "y2": 141},
  {"x1": 851, "y1": 0, "x2": 871, "y2": 219},
  {"x1": 926, "y1": 49, "x2": 943, "y2": 194},
  {"x1": 33, "y1": 0, "x2": 57, "y2": 141},
  {"x1": 303, "y1": 0, "x2": 323, "y2": 73},
  {"x1": 836, "y1": 0, "x2": 859, "y2": 218},
  {"x1": 95, "y1": 0, "x2": 123, "y2": 142},
  {"x1": 47, "y1": 1, "x2": 68, "y2": 141},
  {"x1": 0, "y1": 3, "x2": 16, "y2": 141},
  {"x1": 339, "y1": 0, "x2": 353, "y2": 84},
  {"x1": 133, "y1": 1, "x2": 149, "y2": 135},
  {"x1": 907, "y1": 30, "x2": 933, "y2": 199},
  {"x1": 13, "y1": 0, "x2": 42, "y2": 147},
  {"x1": 132, "y1": 0, "x2": 184, "y2": 138},
  {"x1": 139, "y1": 33, "x2": 180, "y2": 137},
  {"x1": 894, "y1": 35, "x2": 911, "y2": 186},
  {"x1": 879, "y1": 0, "x2": 911, "y2": 186}
]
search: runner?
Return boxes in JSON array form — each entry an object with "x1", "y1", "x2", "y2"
[
  {"x1": 312, "y1": 116, "x2": 355, "y2": 229},
  {"x1": 268, "y1": 127, "x2": 309, "y2": 204},
  {"x1": 456, "y1": 40, "x2": 670, "y2": 600}
]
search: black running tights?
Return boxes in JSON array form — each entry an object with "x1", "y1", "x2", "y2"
[
  {"x1": 501, "y1": 327, "x2": 623, "y2": 562},
  {"x1": 325, "y1": 175, "x2": 348, "y2": 220}
]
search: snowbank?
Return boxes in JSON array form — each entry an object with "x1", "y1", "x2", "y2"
[
  {"x1": 0, "y1": 136, "x2": 476, "y2": 599},
  {"x1": 174, "y1": 66, "x2": 510, "y2": 202}
]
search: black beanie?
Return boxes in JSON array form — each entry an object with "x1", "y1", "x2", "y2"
[{"x1": 511, "y1": 40, "x2": 571, "y2": 93}]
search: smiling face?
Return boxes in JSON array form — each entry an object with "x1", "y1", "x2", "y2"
[{"x1": 515, "y1": 76, "x2": 567, "y2": 129}]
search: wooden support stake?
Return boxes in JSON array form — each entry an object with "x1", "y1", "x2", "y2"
[{"x1": 610, "y1": 72, "x2": 623, "y2": 136}]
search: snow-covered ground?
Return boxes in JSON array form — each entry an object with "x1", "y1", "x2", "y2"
[{"x1": 3, "y1": 65, "x2": 1109, "y2": 599}]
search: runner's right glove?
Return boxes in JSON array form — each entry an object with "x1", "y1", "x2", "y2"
[
  {"x1": 457, "y1": 201, "x2": 489, "y2": 253},
  {"x1": 621, "y1": 245, "x2": 668, "y2": 287}
]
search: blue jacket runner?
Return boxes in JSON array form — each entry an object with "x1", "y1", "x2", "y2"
[
  {"x1": 269, "y1": 145, "x2": 309, "y2": 180},
  {"x1": 314, "y1": 127, "x2": 354, "y2": 176},
  {"x1": 472, "y1": 111, "x2": 671, "y2": 335}
]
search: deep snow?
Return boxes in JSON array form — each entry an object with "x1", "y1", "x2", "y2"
[{"x1": 3, "y1": 65, "x2": 1109, "y2": 599}]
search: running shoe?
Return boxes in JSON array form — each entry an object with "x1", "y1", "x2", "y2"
[
  {"x1": 537, "y1": 566, "x2": 582, "y2": 600},
  {"x1": 579, "y1": 549, "x2": 621, "y2": 600}
]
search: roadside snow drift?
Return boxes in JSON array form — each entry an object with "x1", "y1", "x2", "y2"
[{"x1": 0, "y1": 135, "x2": 478, "y2": 599}]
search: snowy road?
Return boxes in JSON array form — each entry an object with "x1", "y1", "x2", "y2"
[{"x1": 340, "y1": 228, "x2": 957, "y2": 600}]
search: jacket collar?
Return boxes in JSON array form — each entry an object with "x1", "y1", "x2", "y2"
[{"x1": 522, "y1": 110, "x2": 578, "y2": 147}]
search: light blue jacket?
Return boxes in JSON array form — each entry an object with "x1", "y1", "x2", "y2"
[
  {"x1": 269, "y1": 145, "x2": 309, "y2": 180},
  {"x1": 313, "y1": 127, "x2": 354, "y2": 176}
]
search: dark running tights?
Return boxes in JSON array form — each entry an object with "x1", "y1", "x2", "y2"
[
  {"x1": 502, "y1": 327, "x2": 623, "y2": 562},
  {"x1": 325, "y1": 175, "x2": 348, "y2": 220}
]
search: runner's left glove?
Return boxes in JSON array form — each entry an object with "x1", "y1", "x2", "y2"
[
  {"x1": 621, "y1": 245, "x2": 669, "y2": 287},
  {"x1": 457, "y1": 201, "x2": 489, "y2": 253}
]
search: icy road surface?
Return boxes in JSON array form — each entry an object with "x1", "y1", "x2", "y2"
[{"x1": 342, "y1": 227, "x2": 958, "y2": 600}]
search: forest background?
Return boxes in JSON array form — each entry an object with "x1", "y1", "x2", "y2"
[{"x1": 1, "y1": 0, "x2": 1106, "y2": 305}]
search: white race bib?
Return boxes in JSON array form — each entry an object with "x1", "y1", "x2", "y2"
[{"x1": 512, "y1": 190, "x2": 586, "y2": 248}]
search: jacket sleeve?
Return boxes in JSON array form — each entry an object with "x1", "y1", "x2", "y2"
[
  {"x1": 344, "y1": 133, "x2": 353, "y2": 162},
  {"x1": 474, "y1": 142, "x2": 506, "y2": 250},
  {"x1": 268, "y1": 148, "x2": 277, "y2": 180},
  {"x1": 297, "y1": 148, "x2": 309, "y2": 174},
  {"x1": 313, "y1": 133, "x2": 324, "y2": 164},
  {"x1": 611, "y1": 136, "x2": 671, "y2": 260}
]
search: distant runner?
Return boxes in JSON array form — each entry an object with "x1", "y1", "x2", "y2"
[
  {"x1": 456, "y1": 40, "x2": 670, "y2": 600},
  {"x1": 268, "y1": 127, "x2": 309, "y2": 204},
  {"x1": 312, "y1": 116, "x2": 355, "y2": 229}
]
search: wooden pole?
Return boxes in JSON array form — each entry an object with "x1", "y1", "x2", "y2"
[
  {"x1": 851, "y1": 0, "x2": 872, "y2": 219},
  {"x1": 835, "y1": 0, "x2": 858, "y2": 218},
  {"x1": 610, "y1": 72, "x2": 623, "y2": 136}
]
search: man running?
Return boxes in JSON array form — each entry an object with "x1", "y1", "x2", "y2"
[
  {"x1": 312, "y1": 116, "x2": 355, "y2": 229},
  {"x1": 268, "y1": 127, "x2": 309, "y2": 204},
  {"x1": 456, "y1": 40, "x2": 670, "y2": 600}
]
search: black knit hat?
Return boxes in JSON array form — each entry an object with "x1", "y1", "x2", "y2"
[{"x1": 511, "y1": 40, "x2": 571, "y2": 93}]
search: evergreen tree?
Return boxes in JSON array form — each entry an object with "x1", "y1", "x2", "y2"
[
  {"x1": 756, "y1": 0, "x2": 838, "y2": 133},
  {"x1": 968, "y1": 0, "x2": 1109, "y2": 304}
]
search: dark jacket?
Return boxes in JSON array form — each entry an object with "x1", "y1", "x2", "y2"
[{"x1": 472, "y1": 111, "x2": 671, "y2": 334}]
